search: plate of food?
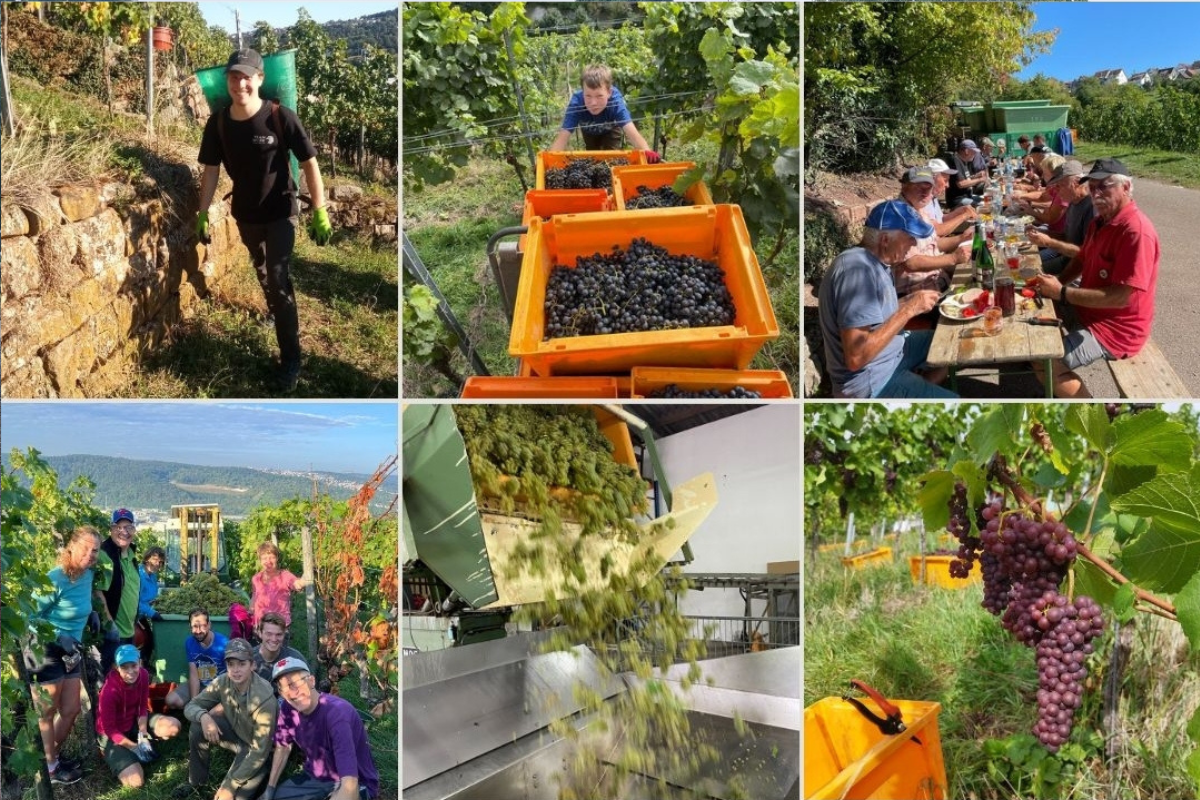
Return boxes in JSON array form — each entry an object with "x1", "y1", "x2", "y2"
[{"x1": 939, "y1": 287, "x2": 987, "y2": 320}]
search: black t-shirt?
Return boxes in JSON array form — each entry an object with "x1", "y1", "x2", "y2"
[{"x1": 198, "y1": 101, "x2": 317, "y2": 224}]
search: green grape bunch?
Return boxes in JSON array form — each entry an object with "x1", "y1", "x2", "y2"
[{"x1": 155, "y1": 572, "x2": 246, "y2": 615}]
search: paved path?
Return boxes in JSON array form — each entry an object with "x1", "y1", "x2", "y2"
[{"x1": 957, "y1": 176, "x2": 1197, "y2": 399}]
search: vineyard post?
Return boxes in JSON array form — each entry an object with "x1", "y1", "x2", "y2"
[
  {"x1": 11, "y1": 653, "x2": 54, "y2": 800},
  {"x1": 144, "y1": 3, "x2": 154, "y2": 136},
  {"x1": 843, "y1": 512, "x2": 855, "y2": 556},
  {"x1": 0, "y1": 25, "x2": 14, "y2": 137},
  {"x1": 299, "y1": 523, "x2": 318, "y2": 664},
  {"x1": 502, "y1": 29, "x2": 537, "y2": 176}
]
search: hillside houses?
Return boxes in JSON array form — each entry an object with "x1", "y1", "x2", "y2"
[{"x1": 1086, "y1": 63, "x2": 1197, "y2": 88}]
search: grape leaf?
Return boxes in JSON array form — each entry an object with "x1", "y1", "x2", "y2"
[
  {"x1": 1111, "y1": 581, "x2": 1137, "y2": 623},
  {"x1": 1107, "y1": 463, "x2": 1158, "y2": 498},
  {"x1": 1177, "y1": 571, "x2": 1200, "y2": 656},
  {"x1": 1112, "y1": 465, "x2": 1200, "y2": 593},
  {"x1": 1109, "y1": 409, "x2": 1192, "y2": 470},
  {"x1": 1189, "y1": 703, "x2": 1200, "y2": 743},
  {"x1": 1188, "y1": 746, "x2": 1200, "y2": 793},
  {"x1": 1072, "y1": 557, "x2": 1119, "y2": 610},
  {"x1": 967, "y1": 405, "x2": 1025, "y2": 462},
  {"x1": 1065, "y1": 404, "x2": 1111, "y2": 454},
  {"x1": 917, "y1": 470, "x2": 955, "y2": 531}
]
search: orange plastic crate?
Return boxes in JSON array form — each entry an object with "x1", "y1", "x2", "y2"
[
  {"x1": 535, "y1": 150, "x2": 646, "y2": 191},
  {"x1": 509, "y1": 205, "x2": 779, "y2": 377},
  {"x1": 909, "y1": 555, "x2": 981, "y2": 589},
  {"x1": 841, "y1": 547, "x2": 892, "y2": 570},
  {"x1": 805, "y1": 697, "x2": 948, "y2": 799},
  {"x1": 520, "y1": 189, "x2": 611, "y2": 227},
  {"x1": 612, "y1": 162, "x2": 714, "y2": 211},
  {"x1": 459, "y1": 376, "x2": 620, "y2": 399},
  {"x1": 629, "y1": 367, "x2": 793, "y2": 399}
]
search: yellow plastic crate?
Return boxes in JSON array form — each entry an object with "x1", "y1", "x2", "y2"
[
  {"x1": 841, "y1": 547, "x2": 892, "y2": 570},
  {"x1": 509, "y1": 205, "x2": 779, "y2": 376},
  {"x1": 909, "y1": 555, "x2": 981, "y2": 589},
  {"x1": 805, "y1": 696, "x2": 948, "y2": 799}
]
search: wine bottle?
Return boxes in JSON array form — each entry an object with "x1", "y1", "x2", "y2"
[
  {"x1": 970, "y1": 220, "x2": 986, "y2": 285},
  {"x1": 977, "y1": 225, "x2": 996, "y2": 291}
]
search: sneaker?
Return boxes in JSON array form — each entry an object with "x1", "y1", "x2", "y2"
[
  {"x1": 49, "y1": 763, "x2": 83, "y2": 785},
  {"x1": 56, "y1": 754, "x2": 82, "y2": 771},
  {"x1": 278, "y1": 360, "x2": 301, "y2": 392}
]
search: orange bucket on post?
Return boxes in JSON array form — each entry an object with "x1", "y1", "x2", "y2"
[{"x1": 152, "y1": 26, "x2": 174, "y2": 51}]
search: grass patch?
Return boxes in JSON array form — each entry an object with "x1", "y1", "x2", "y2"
[
  {"x1": 1072, "y1": 142, "x2": 1200, "y2": 190},
  {"x1": 804, "y1": 534, "x2": 1199, "y2": 799},
  {"x1": 116, "y1": 233, "x2": 398, "y2": 399}
]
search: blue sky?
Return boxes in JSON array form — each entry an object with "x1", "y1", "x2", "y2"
[
  {"x1": 1018, "y1": 2, "x2": 1200, "y2": 82},
  {"x1": 0, "y1": 402, "x2": 398, "y2": 475},
  {"x1": 196, "y1": 1, "x2": 396, "y2": 32}
]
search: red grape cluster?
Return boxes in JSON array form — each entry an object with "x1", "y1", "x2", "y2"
[
  {"x1": 1032, "y1": 592, "x2": 1105, "y2": 751},
  {"x1": 944, "y1": 482, "x2": 982, "y2": 579},
  {"x1": 961, "y1": 498, "x2": 1106, "y2": 751}
]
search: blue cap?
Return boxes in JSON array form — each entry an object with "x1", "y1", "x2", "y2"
[
  {"x1": 112, "y1": 508, "x2": 135, "y2": 525},
  {"x1": 865, "y1": 200, "x2": 935, "y2": 239},
  {"x1": 115, "y1": 645, "x2": 140, "y2": 666}
]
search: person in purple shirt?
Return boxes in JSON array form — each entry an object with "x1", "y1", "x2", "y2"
[
  {"x1": 549, "y1": 64, "x2": 659, "y2": 160},
  {"x1": 262, "y1": 657, "x2": 378, "y2": 800}
]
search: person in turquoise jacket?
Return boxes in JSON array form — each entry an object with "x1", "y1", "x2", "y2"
[{"x1": 30, "y1": 526, "x2": 102, "y2": 786}]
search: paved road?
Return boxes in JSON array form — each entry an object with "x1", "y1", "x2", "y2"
[{"x1": 959, "y1": 176, "x2": 1198, "y2": 399}]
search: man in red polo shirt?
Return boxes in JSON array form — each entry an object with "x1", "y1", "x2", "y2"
[{"x1": 1034, "y1": 158, "x2": 1160, "y2": 398}]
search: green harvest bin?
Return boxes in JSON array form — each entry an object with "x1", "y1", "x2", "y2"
[
  {"x1": 992, "y1": 100, "x2": 1052, "y2": 109},
  {"x1": 153, "y1": 614, "x2": 231, "y2": 684},
  {"x1": 195, "y1": 49, "x2": 300, "y2": 184},
  {"x1": 994, "y1": 105, "x2": 1070, "y2": 134}
]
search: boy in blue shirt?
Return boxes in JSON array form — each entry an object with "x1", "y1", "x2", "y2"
[
  {"x1": 550, "y1": 64, "x2": 659, "y2": 161},
  {"x1": 165, "y1": 608, "x2": 228, "y2": 709}
]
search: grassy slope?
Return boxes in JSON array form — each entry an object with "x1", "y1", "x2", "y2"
[
  {"x1": 5, "y1": 76, "x2": 398, "y2": 399},
  {"x1": 402, "y1": 137, "x2": 800, "y2": 397},
  {"x1": 804, "y1": 533, "x2": 1199, "y2": 800},
  {"x1": 1073, "y1": 142, "x2": 1200, "y2": 190}
]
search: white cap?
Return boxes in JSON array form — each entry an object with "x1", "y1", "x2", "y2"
[{"x1": 928, "y1": 158, "x2": 957, "y2": 175}]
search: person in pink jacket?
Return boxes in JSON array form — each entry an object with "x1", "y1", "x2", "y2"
[
  {"x1": 250, "y1": 543, "x2": 311, "y2": 628},
  {"x1": 96, "y1": 645, "x2": 180, "y2": 787}
]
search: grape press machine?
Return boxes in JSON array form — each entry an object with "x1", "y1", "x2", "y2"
[{"x1": 400, "y1": 405, "x2": 800, "y2": 799}]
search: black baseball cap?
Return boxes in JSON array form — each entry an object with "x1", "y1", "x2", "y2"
[
  {"x1": 226, "y1": 49, "x2": 264, "y2": 76},
  {"x1": 1080, "y1": 157, "x2": 1130, "y2": 183},
  {"x1": 1029, "y1": 145, "x2": 1049, "y2": 154}
]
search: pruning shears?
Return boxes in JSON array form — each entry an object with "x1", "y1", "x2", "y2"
[{"x1": 842, "y1": 680, "x2": 922, "y2": 745}]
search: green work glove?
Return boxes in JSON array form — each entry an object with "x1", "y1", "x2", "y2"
[
  {"x1": 308, "y1": 207, "x2": 332, "y2": 245},
  {"x1": 196, "y1": 210, "x2": 211, "y2": 244}
]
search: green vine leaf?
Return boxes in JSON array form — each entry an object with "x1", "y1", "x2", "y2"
[
  {"x1": 1188, "y1": 703, "x2": 1200, "y2": 744},
  {"x1": 1112, "y1": 464, "x2": 1200, "y2": 593},
  {"x1": 1109, "y1": 409, "x2": 1193, "y2": 470},
  {"x1": 918, "y1": 470, "x2": 956, "y2": 532},
  {"x1": 1111, "y1": 581, "x2": 1137, "y2": 623},
  {"x1": 1065, "y1": 404, "x2": 1111, "y2": 455},
  {"x1": 1176, "y1": 571, "x2": 1200, "y2": 655},
  {"x1": 967, "y1": 405, "x2": 1024, "y2": 463}
]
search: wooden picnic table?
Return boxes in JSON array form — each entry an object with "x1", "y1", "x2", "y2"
[{"x1": 925, "y1": 249, "x2": 1064, "y2": 398}]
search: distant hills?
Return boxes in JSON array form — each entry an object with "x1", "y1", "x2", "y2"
[
  {"x1": 2, "y1": 453, "x2": 398, "y2": 517},
  {"x1": 255, "y1": 9, "x2": 397, "y2": 55}
]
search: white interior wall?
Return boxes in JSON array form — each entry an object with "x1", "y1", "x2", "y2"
[{"x1": 651, "y1": 405, "x2": 800, "y2": 620}]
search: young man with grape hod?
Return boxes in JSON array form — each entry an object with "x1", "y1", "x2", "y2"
[
  {"x1": 549, "y1": 64, "x2": 660, "y2": 162},
  {"x1": 165, "y1": 608, "x2": 229, "y2": 709},
  {"x1": 195, "y1": 48, "x2": 333, "y2": 392}
]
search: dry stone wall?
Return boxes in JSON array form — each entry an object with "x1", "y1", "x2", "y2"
[{"x1": 1, "y1": 183, "x2": 244, "y2": 398}]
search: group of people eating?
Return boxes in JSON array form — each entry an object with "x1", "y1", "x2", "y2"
[{"x1": 819, "y1": 136, "x2": 1161, "y2": 399}]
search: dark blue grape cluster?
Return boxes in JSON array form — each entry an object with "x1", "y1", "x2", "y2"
[
  {"x1": 647, "y1": 384, "x2": 762, "y2": 399},
  {"x1": 626, "y1": 185, "x2": 691, "y2": 209},
  {"x1": 545, "y1": 157, "x2": 628, "y2": 190},
  {"x1": 544, "y1": 238, "x2": 736, "y2": 339}
]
